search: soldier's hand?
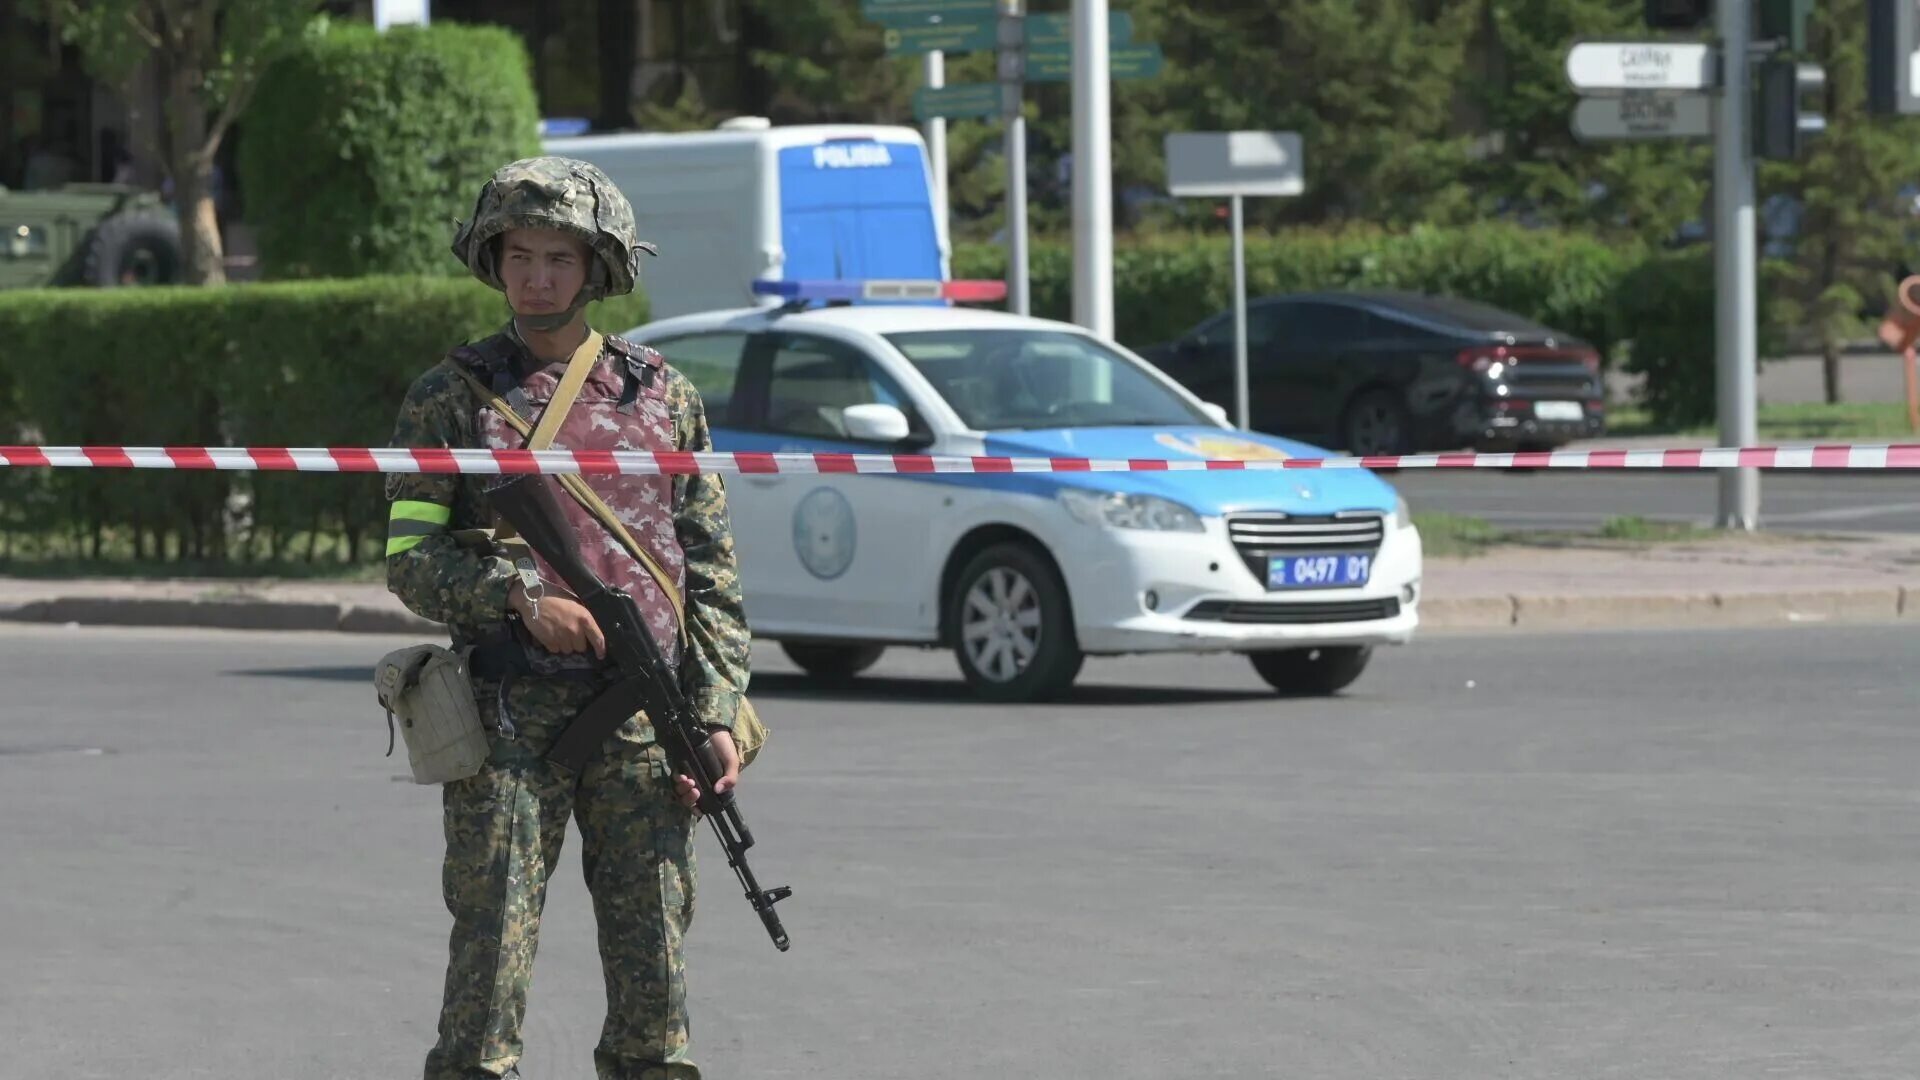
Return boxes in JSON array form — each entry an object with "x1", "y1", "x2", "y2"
[
  {"x1": 508, "y1": 583, "x2": 607, "y2": 658},
  {"x1": 674, "y1": 729, "x2": 740, "y2": 809}
]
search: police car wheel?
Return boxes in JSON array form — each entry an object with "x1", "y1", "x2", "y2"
[
  {"x1": 1247, "y1": 645, "x2": 1372, "y2": 696},
  {"x1": 780, "y1": 641, "x2": 886, "y2": 681},
  {"x1": 949, "y1": 543, "x2": 1083, "y2": 702}
]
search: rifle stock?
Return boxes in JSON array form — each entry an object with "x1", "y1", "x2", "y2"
[{"x1": 486, "y1": 472, "x2": 792, "y2": 951}]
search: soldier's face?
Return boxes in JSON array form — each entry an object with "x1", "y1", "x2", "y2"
[{"x1": 499, "y1": 228, "x2": 592, "y2": 316}]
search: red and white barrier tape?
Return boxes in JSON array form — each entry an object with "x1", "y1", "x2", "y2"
[{"x1": 2, "y1": 444, "x2": 1920, "y2": 474}]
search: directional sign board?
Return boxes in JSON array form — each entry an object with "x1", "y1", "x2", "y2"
[
  {"x1": 1165, "y1": 131, "x2": 1304, "y2": 197},
  {"x1": 1024, "y1": 43, "x2": 1164, "y2": 83},
  {"x1": 861, "y1": 0, "x2": 997, "y2": 26},
  {"x1": 913, "y1": 82, "x2": 1001, "y2": 121},
  {"x1": 1572, "y1": 92, "x2": 1711, "y2": 141},
  {"x1": 884, "y1": 19, "x2": 996, "y2": 55},
  {"x1": 1565, "y1": 41, "x2": 1716, "y2": 94},
  {"x1": 1024, "y1": 12, "x2": 1132, "y2": 47}
]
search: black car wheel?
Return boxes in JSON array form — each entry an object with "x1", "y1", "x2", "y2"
[
  {"x1": 947, "y1": 542, "x2": 1083, "y2": 702},
  {"x1": 1248, "y1": 645, "x2": 1373, "y2": 696},
  {"x1": 1342, "y1": 390, "x2": 1412, "y2": 456},
  {"x1": 780, "y1": 641, "x2": 886, "y2": 682}
]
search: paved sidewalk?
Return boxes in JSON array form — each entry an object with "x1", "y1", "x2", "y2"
[{"x1": 2, "y1": 530, "x2": 1916, "y2": 636}]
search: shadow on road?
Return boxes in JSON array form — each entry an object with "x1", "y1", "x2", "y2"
[
  {"x1": 747, "y1": 671, "x2": 1275, "y2": 706},
  {"x1": 226, "y1": 666, "x2": 371, "y2": 683},
  {"x1": 219, "y1": 666, "x2": 1280, "y2": 706}
]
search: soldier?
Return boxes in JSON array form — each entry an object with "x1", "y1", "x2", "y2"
[{"x1": 384, "y1": 156, "x2": 751, "y2": 1080}]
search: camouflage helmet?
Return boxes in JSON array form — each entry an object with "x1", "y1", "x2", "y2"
[{"x1": 450, "y1": 156, "x2": 656, "y2": 305}]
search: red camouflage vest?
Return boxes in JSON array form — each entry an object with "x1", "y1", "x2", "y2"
[{"x1": 460, "y1": 333, "x2": 685, "y2": 672}]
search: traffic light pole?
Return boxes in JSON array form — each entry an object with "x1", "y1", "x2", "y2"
[{"x1": 1714, "y1": 0, "x2": 1761, "y2": 529}]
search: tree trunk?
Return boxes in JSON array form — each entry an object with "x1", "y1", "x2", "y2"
[
  {"x1": 164, "y1": 55, "x2": 227, "y2": 285},
  {"x1": 1822, "y1": 339, "x2": 1843, "y2": 405}
]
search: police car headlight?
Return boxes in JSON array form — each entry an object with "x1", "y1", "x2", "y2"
[
  {"x1": 1059, "y1": 489, "x2": 1204, "y2": 533},
  {"x1": 1395, "y1": 495, "x2": 1415, "y2": 530}
]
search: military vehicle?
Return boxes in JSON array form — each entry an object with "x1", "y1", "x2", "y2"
[{"x1": 0, "y1": 183, "x2": 182, "y2": 290}]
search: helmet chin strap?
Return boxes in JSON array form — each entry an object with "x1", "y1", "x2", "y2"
[{"x1": 511, "y1": 286, "x2": 593, "y2": 333}]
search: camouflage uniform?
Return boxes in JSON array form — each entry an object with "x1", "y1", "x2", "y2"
[{"x1": 385, "y1": 157, "x2": 749, "y2": 1080}]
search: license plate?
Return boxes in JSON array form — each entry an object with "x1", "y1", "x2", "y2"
[
  {"x1": 1268, "y1": 552, "x2": 1373, "y2": 590},
  {"x1": 1534, "y1": 400, "x2": 1585, "y2": 421}
]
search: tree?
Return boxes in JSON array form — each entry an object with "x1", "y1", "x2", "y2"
[
  {"x1": 1471, "y1": 0, "x2": 1709, "y2": 244},
  {"x1": 1763, "y1": 0, "x2": 1920, "y2": 402},
  {"x1": 1109, "y1": 0, "x2": 1480, "y2": 230},
  {"x1": 34, "y1": 0, "x2": 317, "y2": 285}
]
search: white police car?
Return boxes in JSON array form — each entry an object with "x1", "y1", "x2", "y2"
[{"x1": 626, "y1": 280, "x2": 1423, "y2": 702}]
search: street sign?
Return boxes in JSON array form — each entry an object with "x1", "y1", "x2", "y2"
[
  {"x1": 1165, "y1": 131, "x2": 1304, "y2": 197},
  {"x1": 912, "y1": 82, "x2": 1001, "y2": 121},
  {"x1": 1024, "y1": 43, "x2": 1164, "y2": 82},
  {"x1": 1565, "y1": 41, "x2": 1717, "y2": 94},
  {"x1": 1024, "y1": 12, "x2": 1131, "y2": 47},
  {"x1": 1571, "y1": 92, "x2": 1711, "y2": 141},
  {"x1": 884, "y1": 20, "x2": 997, "y2": 56},
  {"x1": 861, "y1": 0, "x2": 998, "y2": 26}
]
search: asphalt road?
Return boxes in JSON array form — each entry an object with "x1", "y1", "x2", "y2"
[
  {"x1": 1396, "y1": 470, "x2": 1920, "y2": 534},
  {"x1": 5, "y1": 624, "x2": 1919, "y2": 1080}
]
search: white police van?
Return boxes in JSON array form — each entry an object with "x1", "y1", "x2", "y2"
[
  {"x1": 626, "y1": 279, "x2": 1424, "y2": 702},
  {"x1": 546, "y1": 120, "x2": 948, "y2": 320}
]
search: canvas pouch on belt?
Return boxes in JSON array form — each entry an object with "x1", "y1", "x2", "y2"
[{"x1": 375, "y1": 644, "x2": 491, "y2": 785}]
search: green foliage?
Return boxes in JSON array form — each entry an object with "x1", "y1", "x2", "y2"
[
  {"x1": 0, "y1": 279, "x2": 647, "y2": 564},
  {"x1": 1614, "y1": 250, "x2": 1794, "y2": 428},
  {"x1": 33, "y1": 0, "x2": 314, "y2": 107},
  {"x1": 238, "y1": 18, "x2": 542, "y2": 279},
  {"x1": 1470, "y1": 0, "x2": 1711, "y2": 243}
]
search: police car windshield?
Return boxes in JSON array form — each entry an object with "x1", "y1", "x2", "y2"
[{"x1": 884, "y1": 329, "x2": 1210, "y2": 431}]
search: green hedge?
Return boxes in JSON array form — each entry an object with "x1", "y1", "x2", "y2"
[
  {"x1": 0, "y1": 279, "x2": 647, "y2": 566},
  {"x1": 1612, "y1": 249, "x2": 1792, "y2": 429},
  {"x1": 238, "y1": 19, "x2": 541, "y2": 279}
]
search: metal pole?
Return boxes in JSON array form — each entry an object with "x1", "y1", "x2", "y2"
[
  {"x1": 923, "y1": 51, "x2": 949, "y2": 246},
  {"x1": 1070, "y1": 0, "x2": 1113, "y2": 337},
  {"x1": 1231, "y1": 193, "x2": 1249, "y2": 430},
  {"x1": 1007, "y1": 110, "x2": 1030, "y2": 315},
  {"x1": 1714, "y1": 1, "x2": 1759, "y2": 529}
]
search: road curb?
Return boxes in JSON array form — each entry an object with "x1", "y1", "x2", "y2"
[
  {"x1": 1424, "y1": 585, "x2": 1912, "y2": 632},
  {"x1": 0, "y1": 587, "x2": 1910, "y2": 637}
]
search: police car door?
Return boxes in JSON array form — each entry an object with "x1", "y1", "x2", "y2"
[{"x1": 728, "y1": 330, "x2": 940, "y2": 641}]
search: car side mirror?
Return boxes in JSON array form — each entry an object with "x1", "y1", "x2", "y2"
[
  {"x1": 842, "y1": 402, "x2": 912, "y2": 443},
  {"x1": 1200, "y1": 402, "x2": 1231, "y2": 426}
]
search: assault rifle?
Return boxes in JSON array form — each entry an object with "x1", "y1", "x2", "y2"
[{"x1": 488, "y1": 472, "x2": 792, "y2": 952}]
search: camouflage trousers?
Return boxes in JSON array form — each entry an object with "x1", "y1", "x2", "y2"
[{"x1": 424, "y1": 675, "x2": 701, "y2": 1080}]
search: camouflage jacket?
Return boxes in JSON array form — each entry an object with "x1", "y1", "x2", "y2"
[{"x1": 383, "y1": 326, "x2": 750, "y2": 734}]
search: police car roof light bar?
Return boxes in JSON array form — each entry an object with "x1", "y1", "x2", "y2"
[{"x1": 751, "y1": 279, "x2": 1009, "y2": 304}]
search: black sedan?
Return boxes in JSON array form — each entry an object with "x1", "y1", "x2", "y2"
[{"x1": 1135, "y1": 291, "x2": 1606, "y2": 455}]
